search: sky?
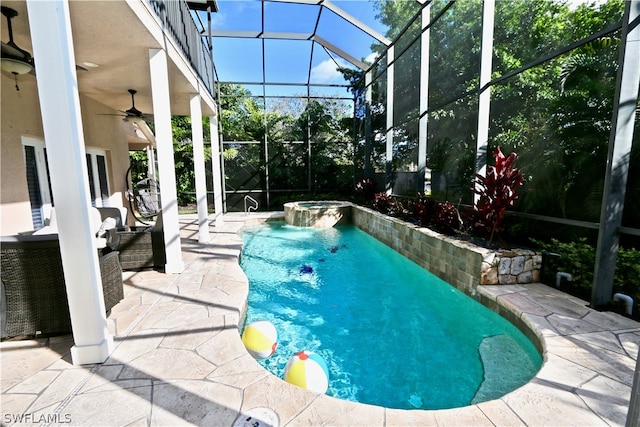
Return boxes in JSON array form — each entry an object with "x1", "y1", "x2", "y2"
[
  {"x1": 199, "y1": 0, "x2": 613, "y2": 99},
  {"x1": 198, "y1": 0, "x2": 389, "y2": 98}
]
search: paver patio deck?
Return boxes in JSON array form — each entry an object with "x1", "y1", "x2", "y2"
[{"x1": 1, "y1": 212, "x2": 639, "y2": 426}]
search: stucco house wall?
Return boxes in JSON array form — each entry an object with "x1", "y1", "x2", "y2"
[{"x1": 1, "y1": 74, "x2": 139, "y2": 235}]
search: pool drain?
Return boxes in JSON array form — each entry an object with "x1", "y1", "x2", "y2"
[{"x1": 232, "y1": 407, "x2": 280, "y2": 427}]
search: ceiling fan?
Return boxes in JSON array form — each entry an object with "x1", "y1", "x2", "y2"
[
  {"x1": 100, "y1": 89, "x2": 156, "y2": 145},
  {"x1": 105, "y1": 89, "x2": 152, "y2": 121},
  {"x1": 1, "y1": 6, "x2": 87, "y2": 90},
  {"x1": 1, "y1": 6, "x2": 35, "y2": 81}
]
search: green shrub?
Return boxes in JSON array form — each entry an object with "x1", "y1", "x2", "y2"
[
  {"x1": 532, "y1": 237, "x2": 640, "y2": 315},
  {"x1": 615, "y1": 248, "x2": 640, "y2": 298},
  {"x1": 532, "y1": 238, "x2": 594, "y2": 289}
]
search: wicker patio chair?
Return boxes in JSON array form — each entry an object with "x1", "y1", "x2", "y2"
[
  {"x1": 0, "y1": 234, "x2": 124, "y2": 339},
  {"x1": 106, "y1": 211, "x2": 165, "y2": 271},
  {"x1": 107, "y1": 226, "x2": 155, "y2": 270}
]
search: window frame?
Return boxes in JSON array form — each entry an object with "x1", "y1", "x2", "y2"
[{"x1": 22, "y1": 137, "x2": 112, "y2": 228}]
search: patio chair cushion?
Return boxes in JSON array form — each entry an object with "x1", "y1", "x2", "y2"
[
  {"x1": 97, "y1": 217, "x2": 118, "y2": 237},
  {"x1": 38, "y1": 207, "x2": 126, "y2": 235},
  {"x1": 96, "y1": 207, "x2": 127, "y2": 228}
]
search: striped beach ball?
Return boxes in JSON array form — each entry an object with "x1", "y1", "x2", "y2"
[
  {"x1": 283, "y1": 350, "x2": 329, "y2": 393},
  {"x1": 241, "y1": 320, "x2": 278, "y2": 359}
]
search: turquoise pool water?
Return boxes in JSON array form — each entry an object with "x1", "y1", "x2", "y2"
[{"x1": 240, "y1": 223, "x2": 542, "y2": 410}]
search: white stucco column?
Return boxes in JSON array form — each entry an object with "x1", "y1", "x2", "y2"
[
  {"x1": 27, "y1": 0, "x2": 113, "y2": 365},
  {"x1": 190, "y1": 93, "x2": 210, "y2": 243},
  {"x1": 210, "y1": 115, "x2": 224, "y2": 227},
  {"x1": 147, "y1": 146, "x2": 157, "y2": 184},
  {"x1": 149, "y1": 48, "x2": 184, "y2": 273}
]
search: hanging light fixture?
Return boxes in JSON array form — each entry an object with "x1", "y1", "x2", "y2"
[
  {"x1": 1, "y1": 6, "x2": 34, "y2": 88},
  {"x1": 2, "y1": 56, "x2": 32, "y2": 75}
]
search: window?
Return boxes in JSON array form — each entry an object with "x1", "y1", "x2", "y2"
[
  {"x1": 22, "y1": 137, "x2": 110, "y2": 228},
  {"x1": 85, "y1": 148, "x2": 111, "y2": 207},
  {"x1": 22, "y1": 137, "x2": 52, "y2": 229}
]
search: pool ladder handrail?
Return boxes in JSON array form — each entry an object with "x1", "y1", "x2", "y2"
[{"x1": 244, "y1": 195, "x2": 258, "y2": 215}]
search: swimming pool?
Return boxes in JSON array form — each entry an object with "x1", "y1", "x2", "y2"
[{"x1": 240, "y1": 222, "x2": 542, "y2": 410}]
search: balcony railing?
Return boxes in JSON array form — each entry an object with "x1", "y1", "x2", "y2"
[{"x1": 146, "y1": 0, "x2": 214, "y2": 96}]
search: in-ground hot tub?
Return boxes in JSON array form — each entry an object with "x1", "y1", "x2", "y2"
[{"x1": 284, "y1": 200, "x2": 352, "y2": 228}]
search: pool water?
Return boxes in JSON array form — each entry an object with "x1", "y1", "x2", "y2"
[{"x1": 240, "y1": 223, "x2": 542, "y2": 410}]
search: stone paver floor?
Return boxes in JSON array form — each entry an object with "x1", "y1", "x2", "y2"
[{"x1": 1, "y1": 212, "x2": 639, "y2": 426}]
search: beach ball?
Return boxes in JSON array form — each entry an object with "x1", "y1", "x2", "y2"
[
  {"x1": 242, "y1": 320, "x2": 278, "y2": 359},
  {"x1": 284, "y1": 350, "x2": 329, "y2": 393}
]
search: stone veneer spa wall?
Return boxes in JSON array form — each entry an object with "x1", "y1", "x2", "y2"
[{"x1": 350, "y1": 204, "x2": 542, "y2": 296}]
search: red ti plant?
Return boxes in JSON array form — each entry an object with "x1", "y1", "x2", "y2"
[{"x1": 472, "y1": 146, "x2": 524, "y2": 244}]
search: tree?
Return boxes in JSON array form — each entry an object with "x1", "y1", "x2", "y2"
[
  {"x1": 129, "y1": 116, "x2": 212, "y2": 206},
  {"x1": 490, "y1": 0, "x2": 625, "y2": 229},
  {"x1": 370, "y1": 0, "x2": 629, "y2": 237}
]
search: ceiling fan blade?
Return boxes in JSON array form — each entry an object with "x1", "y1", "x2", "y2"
[
  {"x1": 1, "y1": 8, "x2": 34, "y2": 62},
  {"x1": 97, "y1": 90, "x2": 152, "y2": 121},
  {"x1": 2, "y1": 42, "x2": 84, "y2": 77},
  {"x1": 128, "y1": 117, "x2": 156, "y2": 146},
  {"x1": 24, "y1": 64, "x2": 87, "y2": 78},
  {"x1": 1, "y1": 41, "x2": 22, "y2": 57}
]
